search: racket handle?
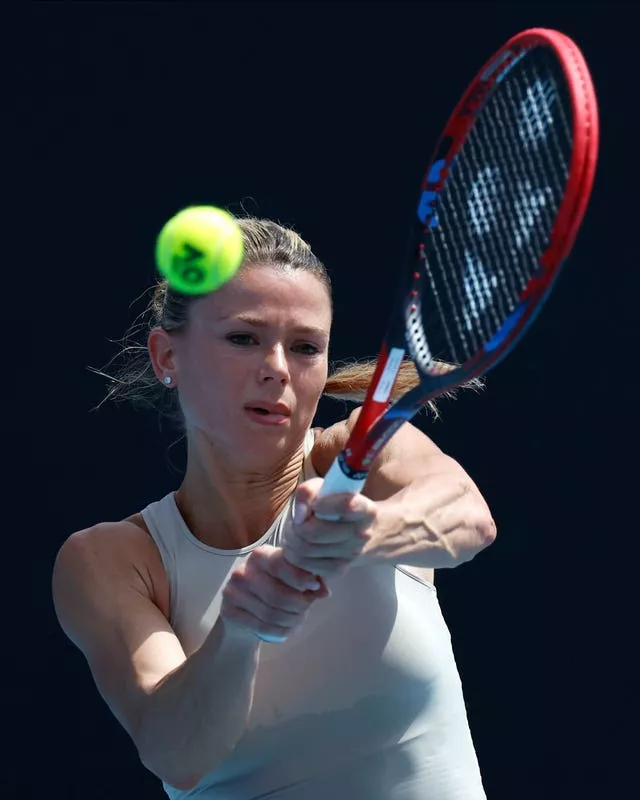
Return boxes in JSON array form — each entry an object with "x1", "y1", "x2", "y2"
[{"x1": 316, "y1": 457, "x2": 367, "y2": 520}]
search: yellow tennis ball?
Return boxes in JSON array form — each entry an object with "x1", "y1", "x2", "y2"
[{"x1": 155, "y1": 206, "x2": 244, "y2": 295}]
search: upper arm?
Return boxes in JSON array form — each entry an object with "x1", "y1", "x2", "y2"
[
  {"x1": 312, "y1": 406, "x2": 473, "y2": 501},
  {"x1": 51, "y1": 523, "x2": 187, "y2": 742}
]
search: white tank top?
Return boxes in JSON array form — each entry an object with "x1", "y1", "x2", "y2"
[{"x1": 141, "y1": 429, "x2": 486, "y2": 800}]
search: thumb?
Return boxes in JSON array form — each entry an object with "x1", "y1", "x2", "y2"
[{"x1": 294, "y1": 477, "x2": 324, "y2": 525}]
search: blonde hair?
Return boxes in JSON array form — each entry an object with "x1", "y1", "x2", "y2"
[
  {"x1": 323, "y1": 359, "x2": 482, "y2": 418},
  {"x1": 92, "y1": 216, "x2": 482, "y2": 424}
]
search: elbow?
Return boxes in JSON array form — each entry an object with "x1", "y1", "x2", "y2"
[
  {"x1": 163, "y1": 776, "x2": 201, "y2": 793},
  {"x1": 136, "y1": 731, "x2": 236, "y2": 791},
  {"x1": 134, "y1": 711, "x2": 241, "y2": 791},
  {"x1": 133, "y1": 704, "x2": 209, "y2": 790},
  {"x1": 167, "y1": 776, "x2": 201, "y2": 792},
  {"x1": 448, "y1": 478, "x2": 497, "y2": 564},
  {"x1": 478, "y1": 515, "x2": 497, "y2": 550},
  {"x1": 452, "y1": 514, "x2": 497, "y2": 567},
  {"x1": 465, "y1": 477, "x2": 498, "y2": 553},
  {"x1": 138, "y1": 750, "x2": 203, "y2": 792},
  {"x1": 465, "y1": 483, "x2": 497, "y2": 559},
  {"x1": 136, "y1": 729, "x2": 207, "y2": 792},
  {"x1": 466, "y1": 515, "x2": 497, "y2": 562}
]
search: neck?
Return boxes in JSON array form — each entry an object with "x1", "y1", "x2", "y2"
[{"x1": 174, "y1": 428, "x2": 307, "y2": 549}]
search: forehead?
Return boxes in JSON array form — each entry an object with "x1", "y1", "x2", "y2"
[{"x1": 191, "y1": 265, "x2": 332, "y2": 328}]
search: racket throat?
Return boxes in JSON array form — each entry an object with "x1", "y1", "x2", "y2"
[{"x1": 348, "y1": 346, "x2": 406, "y2": 444}]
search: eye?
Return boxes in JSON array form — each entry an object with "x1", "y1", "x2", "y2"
[
  {"x1": 226, "y1": 333, "x2": 258, "y2": 346},
  {"x1": 292, "y1": 342, "x2": 322, "y2": 356}
]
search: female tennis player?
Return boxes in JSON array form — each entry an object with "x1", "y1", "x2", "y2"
[{"x1": 52, "y1": 217, "x2": 496, "y2": 799}]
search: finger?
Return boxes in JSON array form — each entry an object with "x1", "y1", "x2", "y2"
[
  {"x1": 224, "y1": 579, "x2": 314, "y2": 629},
  {"x1": 232, "y1": 568, "x2": 318, "y2": 614},
  {"x1": 253, "y1": 546, "x2": 323, "y2": 592},
  {"x1": 310, "y1": 493, "x2": 377, "y2": 521},
  {"x1": 285, "y1": 538, "x2": 366, "y2": 565},
  {"x1": 282, "y1": 553, "x2": 356, "y2": 578},
  {"x1": 294, "y1": 477, "x2": 326, "y2": 507},
  {"x1": 250, "y1": 545, "x2": 318, "y2": 592},
  {"x1": 220, "y1": 605, "x2": 294, "y2": 642},
  {"x1": 295, "y1": 517, "x2": 371, "y2": 545},
  {"x1": 287, "y1": 532, "x2": 370, "y2": 562},
  {"x1": 295, "y1": 478, "x2": 368, "y2": 524},
  {"x1": 293, "y1": 477, "x2": 326, "y2": 525}
]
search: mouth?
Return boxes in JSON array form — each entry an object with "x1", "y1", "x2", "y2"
[{"x1": 244, "y1": 403, "x2": 291, "y2": 426}]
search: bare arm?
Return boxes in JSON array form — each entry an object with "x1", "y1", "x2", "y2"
[
  {"x1": 52, "y1": 523, "x2": 261, "y2": 790},
  {"x1": 136, "y1": 615, "x2": 261, "y2": 789},
  {"x1": 310, "y1": 408, "x2": 496, "y2": 569}
]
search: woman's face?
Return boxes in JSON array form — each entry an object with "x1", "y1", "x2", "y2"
[{"x1": 164, "y1": 265, "x2": 332, "y2": 465}]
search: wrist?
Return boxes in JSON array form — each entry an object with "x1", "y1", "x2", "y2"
[{"x1": 218, "y1": 616, "x2": 263, "y2": 650}]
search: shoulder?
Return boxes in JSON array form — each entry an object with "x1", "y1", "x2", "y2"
[
  {"x1": 53, "y1": 517, "x2": 170, "y2": 618},
  {"x1": 309, "y1": 408, "x2": 359, "y2": 476}
]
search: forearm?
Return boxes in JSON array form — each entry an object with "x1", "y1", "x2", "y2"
[
  {"x1": 136, "y1": 617, "x2": 260, "y2": 790},
  {"x1": 359, "y1": 473, "x2": 496, "y2": 569}
]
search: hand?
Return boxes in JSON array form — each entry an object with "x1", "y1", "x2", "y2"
[
  {"x1": 283, "y1": 478, "x2": 377, "y2": 580},
  {"x1": 220, "y1": 544, "x2": 331, "y2": 643}
]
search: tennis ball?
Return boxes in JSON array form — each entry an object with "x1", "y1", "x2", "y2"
[{"x1": 155, "y1": 206, "x2": 244, "y2": 295}]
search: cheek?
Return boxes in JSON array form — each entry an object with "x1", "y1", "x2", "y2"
[
  {"x1": 178, "y1": 348, "x2": 245, "y2": 415},
  {"x1": 296, "y1": 361, "x2": 328, "y2": 404}
]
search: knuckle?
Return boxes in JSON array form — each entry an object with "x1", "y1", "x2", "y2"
[
  {"x1": 294, "y1": 525, "x2": 313, "y2": 543},
  {"x1": 292, "y1": 539, "x2": 311, "y2": 558},
  {"x1": 222, "y1": 579, "x2": 241, "y2": 600},
  {"x1": 253, "y1": 544, "x2": 274, "y2": 563},
  {"x1": 231, "y1": 560, "x2": 249, "y2": 577},
  {"x1": 263, "y1": 607, "x2": 294, "y2": 629},
  {"x1": 258, "y1": 605, "x2": 277, "y2": 625},
  {"x1": 262, "y1": 585, "x2": 283, "y2": 608},
  {"x1": 261, "y1": 579, "x2": 298, "y2": 610},
  {"x1": 254, "y1": 619, "x2": 277, "y2": 636},
  {"x1": 284, "y1": 564, "x2": 305, "y2": 586},
  {"x1": 296, "y1": 486, "x2": 313, "y2": 503},
  {"x1": 229, "y1": 570, "x2": 253, "y2": 593},
  {"x1": 282, "y1": 546, "x2": 304, "y2": 569}
]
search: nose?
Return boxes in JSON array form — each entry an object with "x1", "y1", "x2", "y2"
[{"x1": 258, "y1": 343, "x2": 290, "y2": 384}]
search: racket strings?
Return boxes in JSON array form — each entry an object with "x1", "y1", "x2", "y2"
[
  {"x1": 470, "y1": 86, "x2": 547, "y2": 308},
  {"x1": 415, "y1": 46, "x2": 573, "y2": 368},
  {"x1": 496, "y1": 70, "x2": 561, "y2": 255}
]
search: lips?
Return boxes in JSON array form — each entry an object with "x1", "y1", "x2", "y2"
[
  {"x1": 244, "y1": 402, "x2": 291, "y2": 416},
  {"x1": 244, "y1": 402, "x2": 291, "y2": 426}
]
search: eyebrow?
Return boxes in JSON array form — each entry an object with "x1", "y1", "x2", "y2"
[{"x1": 218, "y1": 313, "x2": 329, "y2": 339}]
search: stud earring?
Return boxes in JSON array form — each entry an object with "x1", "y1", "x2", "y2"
[{"x1": 163, "y1": 376, "x2": 173, "y2": 385}]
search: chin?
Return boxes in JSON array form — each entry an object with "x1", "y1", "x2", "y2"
[
  {"x1": 196, "y1": 413, "x2": 310, "y2": 460},
  {"x1": 241, "y1": 420, "x2": 309, "y2": 455}
]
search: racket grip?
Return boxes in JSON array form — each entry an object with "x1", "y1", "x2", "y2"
[{"x1": 317, "y1": 456, "x2": 367, "y2": 510}]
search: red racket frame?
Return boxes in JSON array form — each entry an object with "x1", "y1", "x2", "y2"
[{"x1": 323, "y1": 29, "x2": 599, "y2": 487}]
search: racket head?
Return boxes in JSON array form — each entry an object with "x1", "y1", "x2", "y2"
[
  {"x1": 342, "y1": 28, "x2": 599, "y2": 476},
  {"x1": 406, "y1": 28, "x2": 599, "y2": 382}
]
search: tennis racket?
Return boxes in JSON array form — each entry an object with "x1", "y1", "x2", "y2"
[{"x1": 318, "y1": 27, "x2": 599, "y2": 504}]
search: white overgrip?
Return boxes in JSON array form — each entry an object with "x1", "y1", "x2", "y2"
[
  {"x1": 315, "y1": 457, "x2": 367, "y2": 520},
  {"x1": 256, "y1": 461, "x2": 367, "y2": 643}
]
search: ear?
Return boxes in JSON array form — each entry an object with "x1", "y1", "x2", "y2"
[{"x1": 148, "y1": 328, "x2": 177, "y2": 383}]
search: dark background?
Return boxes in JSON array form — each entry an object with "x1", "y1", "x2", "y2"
[{"x1": 18, "y1": 1, "x2": 635, "y2": 798}]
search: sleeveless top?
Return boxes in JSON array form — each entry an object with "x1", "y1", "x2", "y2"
[{"x1": 141, "y1": 428, "x2": 486, "y2": 799}]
